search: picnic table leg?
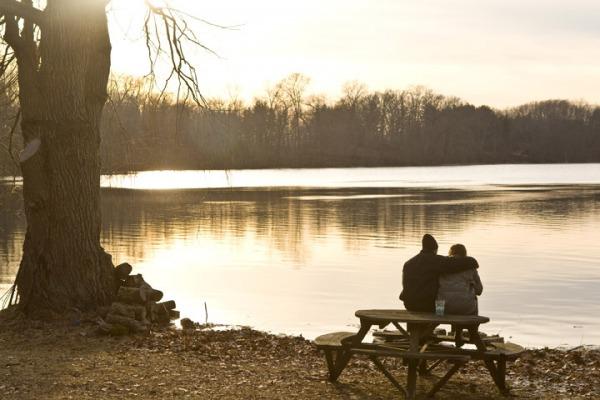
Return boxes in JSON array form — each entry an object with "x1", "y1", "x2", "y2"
[
  {"x1": 324, "y1": 350, "x2": 336, "y2": 380},
  {"x1": 418, "y1": 360, "x2": 429, "y2": 376},
  {"x1": 425, "y1": 359, "x2": 444, "y2": 374},
  {"x1": 497, "y1": 355, "x2": 509, "y2": 395},
  {"x1": 468, "y1": 327, "x2": 510, "y2": 396},
  {"x1": 425, "y1": 361, "x2": 465, "y2": 398},
  {"x1": 405, "y1": 323, "x2": 423, "y2": 400},
  {"x1": 369, "y1": 356, "x2": 408, "y2": 397},
  {"x1": 330, "y1": 322, "x2": 372, "y2": 382},
  {"x1": 406, "y1": 361, "x2": 418, "y2": 400},
  {"x1": 392, "y1": 321, "x2": 409, "y2": 337}
]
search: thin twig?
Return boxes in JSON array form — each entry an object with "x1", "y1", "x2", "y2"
[{"x1": 142, "y1": 1, "x2": 214, "y2": 108}]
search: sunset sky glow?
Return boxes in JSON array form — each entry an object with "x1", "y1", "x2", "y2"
[{"x1": 108, "y1": 0, "x2": 600, "y2": 108}]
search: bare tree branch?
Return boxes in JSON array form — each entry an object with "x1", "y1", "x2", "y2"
[
  {"x1": 161, "y1": 6, "x2": 242, "y2": 31},
  {"x1": 2, "y1": 13, "x2": 22, "y2": 51},
  {"x1": 142, "y1": 1, "x2": 217, "y2": 107},
  {"x1": 0, "y1": 0, "x2": 45, "y2": 27},
  {"x1": 0, "y1": 45, "x2": 15, "y2": 77}
]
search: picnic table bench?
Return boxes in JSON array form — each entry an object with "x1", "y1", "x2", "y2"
[{"x1": 314, "y1": 310, "x2": 524, "y2": 399}]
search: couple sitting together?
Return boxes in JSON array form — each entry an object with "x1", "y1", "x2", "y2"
[{"x1": 400, "y1": 234, "x2": 483, "y2": 316}]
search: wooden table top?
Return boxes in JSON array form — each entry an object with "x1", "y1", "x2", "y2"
[{"x1": 355, "y1": 309, "x2": 490, "y2": 325}]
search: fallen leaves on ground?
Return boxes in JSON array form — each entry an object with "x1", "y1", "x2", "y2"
[{"x1": 0, "y1": 317, "x2": 598, "y2": 399}]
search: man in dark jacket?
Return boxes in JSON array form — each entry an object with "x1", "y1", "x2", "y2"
[{"x1": 400, "y1": 234, "x2": 479, "y2": 312}]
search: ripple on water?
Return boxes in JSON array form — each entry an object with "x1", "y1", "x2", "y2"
[{"x1": 1, "y1": 166, "x2": 600, "y2": 346}]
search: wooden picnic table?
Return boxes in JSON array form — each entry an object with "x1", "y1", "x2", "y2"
[{"x1": 315, "y1": 309, "x2": 523, "y2": 399}]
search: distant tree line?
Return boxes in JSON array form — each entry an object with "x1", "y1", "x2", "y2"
[{"x1": 2, "y1": 72, "x2": 600, "y2": 175}]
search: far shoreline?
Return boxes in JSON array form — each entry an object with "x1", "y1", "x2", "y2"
[
  {"x1": 101, "y1": 161, "x2": 600, "y2": 177},
  {"x1": 2, "y1": 161, "x2": 600, "y2": 181}
]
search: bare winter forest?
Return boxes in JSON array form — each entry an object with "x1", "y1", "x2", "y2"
[{"x1": 2, "y1": 72, "x2": 600, "y2": 176}]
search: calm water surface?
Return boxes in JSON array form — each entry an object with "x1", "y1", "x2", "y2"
[{"x1": 2, "y1": 164, "x2": 600, "y2": 347}]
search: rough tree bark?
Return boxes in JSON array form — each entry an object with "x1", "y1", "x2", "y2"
[
  {"x1": 1, "y1": 0, "x2": 204, "y2": 316},
  {"x1": 2, "y1": 0, "x2": 115, "y2": 314}
]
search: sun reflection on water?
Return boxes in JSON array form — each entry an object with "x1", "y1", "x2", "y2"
[
  {"x1": 3, "y1": 165, "x2": 600, "y2": 347},
  {"x1": 101, "y1": 164, "x2": 600, "y2": 190}
]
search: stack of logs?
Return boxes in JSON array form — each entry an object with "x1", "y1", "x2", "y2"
[{"x1": 100, "y1": 262, "x2": 180, "y2": 334}]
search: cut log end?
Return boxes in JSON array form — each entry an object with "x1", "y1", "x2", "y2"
[
  {"x1": 124, "y1": 274, "x2": 163, "y2": 302},
  {"x1": 180, "y1": 318, "x2": 195, "y2": 330},
  {"x1": 158, "y1": 300, "x2": 176, "y2": 311},
  {"x1": 147, "y1": 289, "x2": 163, "y2": 302},
  {"x1": 124, "y1": 273, "x2": 144, "y2": 288},
  {"x1": 107, "y1": 264, "x2": 176, "y2": 329},
  {"x1": 114, "y1": 263, "x2": 133, "y2": 280},
  {"x1": 110, "y1": 302, "x2": 147, "y2": 322},
  {"x1": 106, "y1": 313, "x2": 149, "y2": 334},
  {"x1": 116, "y1": 286, "x2": 146, "y2": 304}
]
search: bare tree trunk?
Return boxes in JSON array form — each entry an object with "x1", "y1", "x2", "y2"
[{"x1": 13, "y1": 0, "x2": 115, "y2": 315}]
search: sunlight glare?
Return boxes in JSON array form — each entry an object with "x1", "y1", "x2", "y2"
[
  {"x1": 106, "y1": 0, "x2": 600, "y2": 107},
  {"x1": 110, "y1": 0, "x2": 147, "y2": 15},
  {"x1": 101, "y1": 165, "x2": 600, "y2": 191}
]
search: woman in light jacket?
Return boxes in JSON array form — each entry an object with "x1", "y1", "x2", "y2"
[{"x1": 437, "y1": 244, "x2": 483, "y2": 315}]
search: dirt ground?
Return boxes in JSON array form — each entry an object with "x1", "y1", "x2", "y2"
[{"x1": 0, "y1": 315, "x2": 598, "y2": 400}]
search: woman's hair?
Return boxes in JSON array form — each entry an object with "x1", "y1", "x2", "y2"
[{"x1": 449, "y1": 244, "x2": 467, "y2": 257}]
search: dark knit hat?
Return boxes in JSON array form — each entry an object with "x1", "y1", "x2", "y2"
[{"x1": 422, "y1": 234, "x2": 438, "y2": 251}]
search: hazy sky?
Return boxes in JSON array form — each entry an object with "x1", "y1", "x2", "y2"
[{"x1": 108, "y1": 0, "x2": 600, "y2": 108}]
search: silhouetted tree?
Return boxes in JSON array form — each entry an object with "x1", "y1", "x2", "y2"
[{"x1": 0, "y1": 0, "x2": 205, "y2": 315}]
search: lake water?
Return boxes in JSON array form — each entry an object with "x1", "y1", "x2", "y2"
[{"x1": 2, "y1": 164, "x2": 600, "y2": 348}]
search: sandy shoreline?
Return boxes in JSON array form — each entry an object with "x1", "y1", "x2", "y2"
[{"x1": 0, "y1": 314, "x2": 598, "y2": 400}]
